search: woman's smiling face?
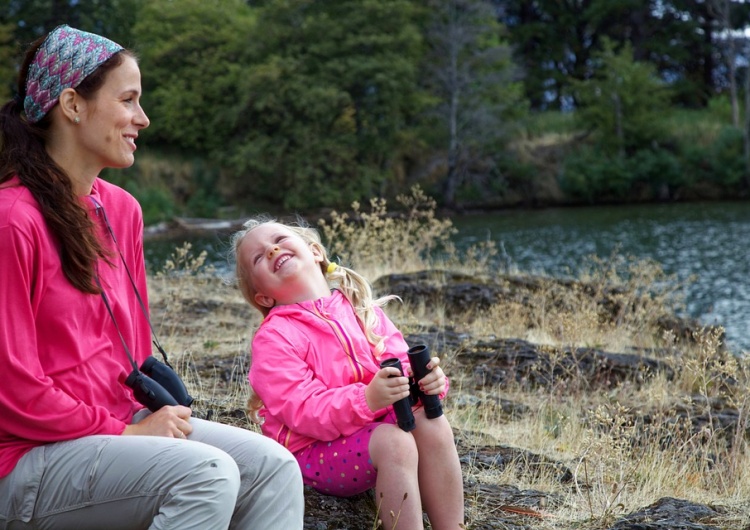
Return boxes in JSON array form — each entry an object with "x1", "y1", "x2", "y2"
[{"x1": 76, "y1": 54, "x2": 149, "y2": 172}]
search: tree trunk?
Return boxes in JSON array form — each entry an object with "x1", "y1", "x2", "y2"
[
  {"x1": 729, "y1": 37, "x2": 740, "y2": 127},
  {"x1": 613, "y1": 91, "x2": 624, "y2": 158},
  {"x1": 709, "y1": 0, "x2": 739, "y2": 125},
  {"x1": 443, "y1": 0, "x2": 461, "y2": 208}
]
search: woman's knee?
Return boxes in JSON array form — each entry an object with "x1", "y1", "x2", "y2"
[
  {"x1": 186, "y1": 444, "x2": 242, "y2": 499},
  {"x1": 268, "y1": 444, "x2": 303, "y2": 486},
  {"x1": 241, "y1": 434, "x2": 302, "y2": 489}
]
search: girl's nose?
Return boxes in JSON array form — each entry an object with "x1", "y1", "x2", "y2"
[{"x1": 267, "y1": 245, "x2": 280, "y2": 258}]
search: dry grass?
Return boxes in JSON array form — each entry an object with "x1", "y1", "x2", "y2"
[
  {"x1": 317, "y1": 185, "x2": 497, "y2": 280},
  {"x1": 148, "y1": 190, "x2": 750, "y2": 529}
]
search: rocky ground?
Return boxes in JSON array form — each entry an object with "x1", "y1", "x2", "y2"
[{"x1": 149, "y1": 270, "x2": 750, "y2": 529}]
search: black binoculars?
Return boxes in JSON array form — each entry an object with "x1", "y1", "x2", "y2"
[
  {"x1": 125, "y1": 356, "x2": 194, "y2": 412},
  {"x1": 379, "y1": 344, "x2": 444, "y2": 432},
  {"x1": 380, "y1": 357, "x2": 416, "y2": 432}
]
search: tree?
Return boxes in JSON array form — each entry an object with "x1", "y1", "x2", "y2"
[
  {"x1": 422, "y1": 0, "x2": 525, "y2": 207},
  {"x1": 133, "y1": 0, "x2": 256, "y2": 153},
  {"x1": 570, "y1": 38, "x2": 672, "y2": 156},
  {"x1": 709, "y1": 0, "x2": 740, "y2": 126},
  {"x1": 500, "y1": 0, "x2": 720, "y2": 110},
  {"x1": 0, "y1": 0, "x2": 142, "y2": 50},
  {"x1": 0, "y1": 22, "x2": 15, "y2": 101},
  {"x1": 501, "y1": 0, "x2": 612, "y2": 110},
  {"x1": 225, "y1": 0, "x2": 427, "y2": 210}
]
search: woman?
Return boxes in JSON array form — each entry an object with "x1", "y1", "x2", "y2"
[{"x1": 0, "y1": 25, "x2": 303, "y2": 529}]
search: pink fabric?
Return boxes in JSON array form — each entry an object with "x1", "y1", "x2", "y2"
[
  {"x1": 0, "y1": 177, "x2": 149, "y2": 478},
  {"x1": 294, "y1": 411, "x2": 398, "y2": 497},
  {"x1": 297, "y1": 437, "x2": 376, "y2": 496},
  {"x1": 250, "y1": 290, "x2": 418, "y2": 454}
]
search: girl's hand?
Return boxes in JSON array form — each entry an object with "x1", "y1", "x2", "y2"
[
  {"x1": 122, "y1": 405, "x2": 193, "y2": 439},
  {"x1": 365, "y1": 366, "x2": 411, "y2": 412},
  {"x1": 413, "y1": 356, "x2": 446, "y2": 396}
]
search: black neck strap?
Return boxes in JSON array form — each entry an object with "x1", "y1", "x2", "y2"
[
  {"x1": 95, "y1": 274, "x2": 139, "y2": 372},
  {"x1": 90, "y1": 196, "x2": 173, "y2": 369}
]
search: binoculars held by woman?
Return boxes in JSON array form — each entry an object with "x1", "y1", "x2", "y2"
[{"x1": 125, "y1": 356, "x2": 194, "y2": 412}]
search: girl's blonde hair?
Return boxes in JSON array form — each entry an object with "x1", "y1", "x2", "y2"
[{"x1": 230, "y1": 215, "x2": 399, "y2": 421}]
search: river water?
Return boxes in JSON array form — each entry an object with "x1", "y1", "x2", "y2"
[
  {"x1": 451, "y1": 201, "x2": 750, "y2": 353},
  {"x1": 145, "y1": 201, "x2": 750, "y2": 353}
]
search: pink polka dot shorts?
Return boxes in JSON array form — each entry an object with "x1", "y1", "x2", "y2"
[{"x1": 293, "y1": 412, "x2": 396, "y2": 497}]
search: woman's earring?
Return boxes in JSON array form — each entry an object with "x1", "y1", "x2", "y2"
[{"x1": 73, "y1": 116, "x2": 80, "y2": 124}]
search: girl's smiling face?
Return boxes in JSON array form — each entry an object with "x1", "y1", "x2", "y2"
[{"x1": 238, "y1": 223, "x2": 326, "y2": 309}]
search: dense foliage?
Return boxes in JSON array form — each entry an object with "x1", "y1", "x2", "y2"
[{"x1": 2, "y1": 0, "x2": 750, "y2": 221}]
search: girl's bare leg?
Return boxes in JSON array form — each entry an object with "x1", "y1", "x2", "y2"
[
  {"x1": 369, "y1": 424, "x2": 424, "y2": 530},
  {"x1": 411, "y1": 410, "x2": 465, "y2": 529}
]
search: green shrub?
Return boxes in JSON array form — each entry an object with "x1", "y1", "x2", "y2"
[
  {"x1": 679, "y1": 125, "x2": 744, "y2": 187},
  {"x1": 707, "y1": 126, "x2": 745, "y2": 186},
  {"x1": 128, "y1": 183, "x2": 177, "y2": 226},
  {"x1": 629, "y1": 148, "x2": 684, "y2": 189},
  {"x1": 522, "y1": 110, "x2": 577, "y2": 138},
  {"x1": 559, "y1": 147, "x2": 633, "y2": 202}
]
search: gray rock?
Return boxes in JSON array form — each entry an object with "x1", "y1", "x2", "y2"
[{"x1": 609, "y1": 497, "x2": 725, "y2": 530}]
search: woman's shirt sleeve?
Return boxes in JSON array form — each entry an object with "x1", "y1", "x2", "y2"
[{"x1": 0, "y1": 223, "x2": 127, "y2": 444}]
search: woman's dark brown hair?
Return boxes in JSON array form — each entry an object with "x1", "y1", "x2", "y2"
[{"x1": 0, "y1": 34, "x2": 131, "y2": 294}]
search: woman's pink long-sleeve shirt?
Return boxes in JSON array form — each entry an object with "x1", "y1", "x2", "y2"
[
  {"x1": 250, "y1": 290, "x2": 439, "y2": 454},
  {"x1": 0, "y1": 177, "x2": 149, "y2": 478}
]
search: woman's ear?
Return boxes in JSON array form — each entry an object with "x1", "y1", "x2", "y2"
[
  {"x1": 57, "y1": 88, "x2": 81, "y2": 124},
  {"x1": 254, "y1": 292, "x2": 275, "y2": 309}
]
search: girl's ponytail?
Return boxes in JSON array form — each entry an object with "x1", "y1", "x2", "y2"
[{"x1": 323, "y1": 259, "x2": 399, "y2": 358}]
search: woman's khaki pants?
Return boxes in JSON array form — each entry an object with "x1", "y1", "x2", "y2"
[{"x1": 0, "y1": 414, "x2": 304, "y2": 529}]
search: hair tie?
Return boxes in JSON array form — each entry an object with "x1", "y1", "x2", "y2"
[{"x1": 326, "y1": 262, "x2": 338, "y2": 274}]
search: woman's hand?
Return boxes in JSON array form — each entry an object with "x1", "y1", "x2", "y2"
[
  {"x1": 365, "y1": 366, "x2": 411, "y2": 412},
  {"x1": 122, "y1": 405, "x2": 193, "y2": 439},
  {"x1": 412, "y1": 356, "x2": 446, "y2": 396}
]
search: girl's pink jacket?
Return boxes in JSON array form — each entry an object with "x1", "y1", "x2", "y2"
[{"x1": 249, "y1": 290, "x2": 445, "y2": 454}]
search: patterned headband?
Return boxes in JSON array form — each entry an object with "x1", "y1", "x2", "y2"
[{"x1": 24, "y1": 24, "x2": 123, "y2": 123}]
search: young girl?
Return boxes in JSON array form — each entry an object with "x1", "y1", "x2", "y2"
[{"x1": 231, "y1": 216, "x2": 465, "y2": 529}]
